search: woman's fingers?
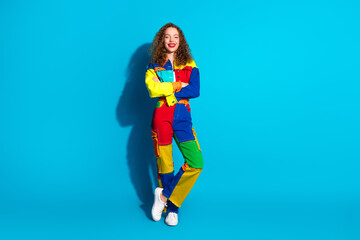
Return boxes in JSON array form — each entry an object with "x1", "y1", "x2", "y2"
[
  {"x1": 152, "y1": 76, "x2": 160, "y2": 82},
  {"x1": 181, "y1": 82, "x2": 189, "y2": 88}
]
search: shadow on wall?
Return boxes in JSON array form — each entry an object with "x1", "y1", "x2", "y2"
[{"x1": 116, "y1": 43, "x2": 157, "y2": 220}]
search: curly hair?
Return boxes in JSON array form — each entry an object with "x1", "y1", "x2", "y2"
[{"x1": 148, "y1": 23, "x2": 193, "y2": 66}]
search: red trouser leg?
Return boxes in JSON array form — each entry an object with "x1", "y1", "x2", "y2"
[{"x1": 151, "y1": 103, "x2": 175, "y2": 197}]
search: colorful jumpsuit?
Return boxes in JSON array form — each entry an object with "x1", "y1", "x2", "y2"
[{"x1": 145, "y1": 59, "x2": 203, "y2": 213}]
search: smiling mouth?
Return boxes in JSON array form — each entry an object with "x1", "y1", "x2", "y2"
[{"x1": 168, "y1": 43, "x2": 176, "y2": 48}]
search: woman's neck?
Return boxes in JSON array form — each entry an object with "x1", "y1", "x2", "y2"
[{"x1": 167, "y1": 53, "x2": 175, "y2": 64}]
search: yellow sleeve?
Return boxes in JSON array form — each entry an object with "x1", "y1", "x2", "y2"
[{"x1": 145, "y1": 68, "x2": 174, "y2": 98}]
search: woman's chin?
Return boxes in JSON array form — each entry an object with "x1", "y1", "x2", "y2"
[{"x1": 165, "y1": 48, "x2": 177, "y2": 54}]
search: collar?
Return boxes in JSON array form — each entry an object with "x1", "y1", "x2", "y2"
[{"x1": 163, "y1": 58, "x2": 174, "y2": 70}]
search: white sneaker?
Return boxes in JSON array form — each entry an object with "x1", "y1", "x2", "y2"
[
  {"x1": 165, "y1": 212, "x2": 178, "y2": 226},
  {"x1": 151, "y1": 187, "x2": 167, "y2": 221}
]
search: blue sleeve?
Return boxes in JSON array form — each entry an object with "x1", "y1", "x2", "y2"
[{"x1": 175, "y1": 67, "x2": 200, "y2": 100}]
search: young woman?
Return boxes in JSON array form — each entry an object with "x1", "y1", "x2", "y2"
[{"x1": 145, "y1": 23, "x2": 203, "y2": 226}]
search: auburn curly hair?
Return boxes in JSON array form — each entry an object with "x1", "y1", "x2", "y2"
[{"x1": 148, "y1": 23, "x2": 193, "y2": 67}]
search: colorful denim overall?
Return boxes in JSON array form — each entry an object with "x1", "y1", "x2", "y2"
[{"x1": 145, "y1": 59, "x2": 203, "y2": 212}]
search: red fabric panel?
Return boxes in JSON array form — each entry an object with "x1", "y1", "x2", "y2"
[{"x1": 151, "y1": 104, "x2": 176, "y2": 145}]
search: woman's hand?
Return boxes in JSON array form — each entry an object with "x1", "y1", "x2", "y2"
[
  {"x1": 152, "y1": 76, "x2": 160, "y2": 82},
  {"x1": 181, "y1": 82, "x2": 189, "y2": 88}
]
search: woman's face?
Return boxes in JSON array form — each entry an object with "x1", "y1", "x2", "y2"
[{"x1": 163, "y1": 27, "x2": 179, "y2": 53}]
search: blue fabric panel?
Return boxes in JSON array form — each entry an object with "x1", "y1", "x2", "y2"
[
  {"x1": 162, "y1": 166, "x2": 184, "y2": 199},
  {"x1": 173, "y1": 104, "x2": 195, "y2": 143},
  {"x1": 166, "y1": 200, "x2": 179, "y2": 213},
  {"x1": 159, "y1": 171, "x2": 175, "y2": 188},
  {"x1": 146, "y1": 63, "x2": 154, "y2": 70},
  {"x1": 163, "y1": 59, "x2": 173, "y2": 70},
  {"x1": 148, "y1": 59, "x2": 172, "y2": 70}
]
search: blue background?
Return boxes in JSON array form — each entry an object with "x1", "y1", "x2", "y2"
[{"x1": 0, "y1": 0, "x2": 359, "y2": 239}]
